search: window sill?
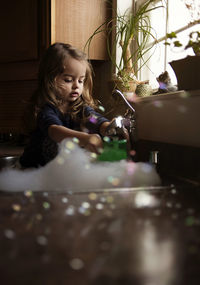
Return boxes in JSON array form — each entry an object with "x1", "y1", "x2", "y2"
[{"x1": 134, "y1": 89, "x2": 200, "y2": 103}]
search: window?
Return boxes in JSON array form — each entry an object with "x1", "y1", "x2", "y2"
[
  {"x1": 116, "y1": 0, "x2": 133, "y2": 68},
  {"x1": 136, "y1": 0, "x2": 200, "y2": 89}
]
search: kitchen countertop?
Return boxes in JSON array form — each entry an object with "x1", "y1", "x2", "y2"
[
  {"x1": 0, "y1": 142, "x2": 24, "y2": 157},
  {"x1": 0, "y1": 181, "x2": 200, "y2": 285}
]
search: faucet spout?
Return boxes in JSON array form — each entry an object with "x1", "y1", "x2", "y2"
[{"x1": 112, "y1": 89, "x2": 135, "y2": 114}]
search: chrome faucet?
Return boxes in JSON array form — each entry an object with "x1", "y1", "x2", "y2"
[
  {"x1": 112, "y1": 89, "x2": 136, "y2": 114},
  {"x1": 105, "y1": 89, "x2": 136, "y2": 139}
]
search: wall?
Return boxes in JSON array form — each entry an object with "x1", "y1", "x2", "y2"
[
  {"x1": 133, "y1": 90, "x2": 200, "y2": 182},
  {"x1": 135, "y1": 90, "x2": 200, "y2": 148}
]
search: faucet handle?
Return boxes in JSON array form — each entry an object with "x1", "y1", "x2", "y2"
[
  {"x1": 124, "y1": 108, "x2": 135, "y2": 120},
  {"x1": 105, "y1": 117, "x2": 127, "y2": 139}
]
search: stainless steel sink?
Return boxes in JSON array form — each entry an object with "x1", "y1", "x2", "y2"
[{"x1": 0, "y1": 156, "x2": 19, "y2": 170}]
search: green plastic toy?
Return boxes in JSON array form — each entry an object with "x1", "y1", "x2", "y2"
[{"x1": 97, "y1": 139, "x2": 127, "y2": 161}]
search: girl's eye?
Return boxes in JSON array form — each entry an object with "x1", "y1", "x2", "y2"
[
  {"x1": 64, "y1": 79, "x2": 72, "y2": 83},
  {"x1": 79, "y1": 80, "x2": 84, "y2": 84}
]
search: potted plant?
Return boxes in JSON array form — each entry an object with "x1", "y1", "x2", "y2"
[
  {"x1": 165, "y1": 30, "x2": 200, "y2": 91},
  {"x1": 85, "y1": 0, "x2": 163, "y2": 98},
  {"x1": 164, "y1": 0, "x2": 200, "y2": 91}
]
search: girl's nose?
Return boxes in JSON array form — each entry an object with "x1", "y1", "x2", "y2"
[{"x1": 72, "y1": 80, "x2": 79, "y2": 89}]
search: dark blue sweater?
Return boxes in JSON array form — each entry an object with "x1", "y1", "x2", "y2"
[{"x1": 20, "y1": 104, "x2": 109, "y2": 168}]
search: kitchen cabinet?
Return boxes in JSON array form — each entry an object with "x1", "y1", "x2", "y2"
[
  {"x1": 0, "y1": 0, "x2": 111, "y2": 135},
  {"x1": 51, "y1": 0, "x2": 110, "y2": 60},
  {"x1": 0, "y1": 0, "x2": 50, "y2": 82},
  {"x1": 0, "y1": 0, "x2": 49, "y2": 134}
]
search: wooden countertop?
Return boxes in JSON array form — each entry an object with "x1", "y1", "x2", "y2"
[
  {"x1": 0, "y1": 182, "x2": 200, "y2": 284},
  {"x1": 0, "y1": 143, "x2": 24, "y2": 157}
]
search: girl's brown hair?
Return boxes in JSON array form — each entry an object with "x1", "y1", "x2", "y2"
[{"x1": 24, "y1": 43, "x2": 97, "y2": 132}]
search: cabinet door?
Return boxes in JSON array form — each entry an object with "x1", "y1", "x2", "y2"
[
  {"x1": 0, "y1": 0, "x2": 38, "y2": 63},
  {"x1": 51, "y1": 0, "x2": 109, "y2": 60},
  {"x1": 0, "y1": 0, "x2": 50, "y2": 133},
  {"x1": 0, "y1": 0, "x2": 50, "y2": 81}
]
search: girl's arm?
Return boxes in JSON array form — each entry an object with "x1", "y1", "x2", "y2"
[
  {"x1": 99, "y1": 121, "x2": 110, "y2": 136},
  {"x1": 48, "y1": 124, "x2": 103, "y2": 154}
]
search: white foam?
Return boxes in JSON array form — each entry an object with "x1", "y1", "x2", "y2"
[{"x1": 0, "y1": 139, "x2": 161, "y2": 192}]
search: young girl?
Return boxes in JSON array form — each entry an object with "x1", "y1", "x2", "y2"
[{"x1": 20, "y1": 43, "x2": 111, "y2": 168}]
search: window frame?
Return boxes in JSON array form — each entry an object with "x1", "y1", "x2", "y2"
[{"x1": 135, "y1": 0, "x2": 200, "y2": 88}]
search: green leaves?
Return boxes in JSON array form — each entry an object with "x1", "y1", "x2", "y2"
[
  {"x1": 85, "y1": 0, "x2": 164, "y2": 83},
  {"x1": 173, "y1": 40, "x2": 182, "y2": 47},
  {"x1": 165, "y1": 30, "x2": 200, "y2": 56},
  {"x1": 166, "y1": 32, "x2": 177, "y2": 39}
]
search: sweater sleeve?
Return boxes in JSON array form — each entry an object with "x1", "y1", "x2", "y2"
[
  {"x1": 84, "y1": 106, "x2": 110, "y2": 134},
  {"x1": 37, "y1": 105, "x2": 64, "y2": 134}
]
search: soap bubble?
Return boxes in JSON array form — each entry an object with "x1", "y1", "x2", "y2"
[{"x1": 0, "y1": 139, "x2": 161, "y2": 192}]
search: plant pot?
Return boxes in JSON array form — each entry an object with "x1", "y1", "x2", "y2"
[
  {"x1": 170, "y1": 56, "x2": 200, "y2": 91},
  {"x1": 112, "y1": 78, "x2": 137, "y2": 101},
  {"x1": 114, "y1": 79, "x2": 137, "y2": 93}
]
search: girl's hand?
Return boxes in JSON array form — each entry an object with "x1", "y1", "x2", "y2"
[
  {"x1": 48, "y1": 125, "x2": 103, "y2": 154},
  {"x1": 80, "y1": 133, "x2": 103, "y2": 154}
]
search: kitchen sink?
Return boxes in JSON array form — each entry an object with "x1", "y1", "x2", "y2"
[{"x1": 0, "y1": 156, "x2": 19, "y2": 170}]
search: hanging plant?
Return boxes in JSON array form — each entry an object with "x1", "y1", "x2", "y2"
[{"x1": 165, "y1": 30, "x2": 200, "y2": 56}]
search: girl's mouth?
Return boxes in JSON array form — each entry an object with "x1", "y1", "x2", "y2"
[{"x1": 70, "y1": 92, "x2": 79, "y2": 97}]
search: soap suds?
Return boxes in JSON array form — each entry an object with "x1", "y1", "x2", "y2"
[{"x1": 0, "y1": 139, "x2": 161, "y2": 192}]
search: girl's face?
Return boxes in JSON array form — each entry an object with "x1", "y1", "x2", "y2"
[{"x1": 55, "y1": 57, "x2": 87, "y2": 105}]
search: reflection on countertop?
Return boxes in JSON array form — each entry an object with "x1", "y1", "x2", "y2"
[
  {"x1": 0, "y1": 133, "x2": 25, "y2": 157},
  {"x1": 0, "y1": 180, "x2": 200, "y2": 284},
  {"x1": 0, "y1": 142, "x2": 24, "y2": 157}
]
